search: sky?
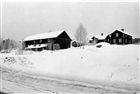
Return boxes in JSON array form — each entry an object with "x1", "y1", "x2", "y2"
[{"x1": 1, "y1": 1, "x2": 139, "y2": 40}]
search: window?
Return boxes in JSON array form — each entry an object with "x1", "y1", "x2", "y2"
[
  {"x1": 116, "y1": 33, "x2": 119, "y2": 37},
  {"x1": 89, "y1": 40, "x2": 93, "y2": 43},
  {"x1": 40, "y1": 40, "x2": 42, "y2": 43},
  {"x1": 119, "y1": 38, "x2": 122, "y2": 43},
  {"x1": 125, "y1": 39, "x2": 127, "y2": 43},
  {"x1": 33, "y1": 41, "x2": 36, "y2": 44},
  {"x1": 113, "y1": 39, "x2": 116, "y2": 43}
]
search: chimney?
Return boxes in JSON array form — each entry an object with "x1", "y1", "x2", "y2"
[
  {"x1": 101, "y1": 33, "x2": 103, "y2": 36},
  {"x1": 121, "y1": 29, "x2": 124, "y2": 31}
]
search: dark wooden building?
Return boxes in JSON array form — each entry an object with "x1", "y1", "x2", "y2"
[
  {"x1": 105, "y1": 29, "x2": 133, "y2": 44},
  {"x1": 23, "y1": 30, "x2": 72, "y2": 51}
]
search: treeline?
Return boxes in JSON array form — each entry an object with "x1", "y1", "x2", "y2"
[{"x1": 0, "y1": 38, "x2": 23, "y2": 53}]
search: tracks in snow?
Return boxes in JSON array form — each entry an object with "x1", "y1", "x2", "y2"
[{"x1": 0, "y1": 67, "x2": 139, "y2": 94}]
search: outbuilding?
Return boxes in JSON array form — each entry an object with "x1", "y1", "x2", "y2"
[{"x1": 89, "y1": 33, "x2": 107, "y2": 44}]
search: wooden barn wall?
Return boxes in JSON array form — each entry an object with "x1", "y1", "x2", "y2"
[
  {"x1": 24, "y1": 38, "x2": 71, "y2": 50},
  {"x1": 25, "y1": 39, "x2": 48, "y2": 47},
  {"x1": 24, "y1": 41, "x2": 33, "y2": 47},
  {"x1": 55, "y1": 38, "x2": 71, "y2": 49}
]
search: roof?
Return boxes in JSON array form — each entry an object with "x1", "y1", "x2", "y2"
[
  {"x1": 89, "y1": 34, "x2": 108, "y2": 40},
  {"x1": 24, "y1": 30, "x2": 65, "y2": 41},
  {"x1": 94, "y1": 34, "x2": 108, "y2": 40},
  {"x1": 88, "y1": 37, "x2": 93, "y2": 41},
  {"x1": 113, "y1": 29, "x2": 133, "y2": 36}
]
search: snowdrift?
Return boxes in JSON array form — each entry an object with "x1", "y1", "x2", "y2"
[{"x1": 1, "y1": 44, "x2": 139, "y2": 89}]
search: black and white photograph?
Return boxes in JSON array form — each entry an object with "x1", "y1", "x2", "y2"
[{"x1": 0, "y1": 0, "x2": 139, "y2": 94}]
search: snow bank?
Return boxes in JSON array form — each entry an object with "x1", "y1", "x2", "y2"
[{"x1": 1, "y1": 44, "x2": 139, "y2": 88}]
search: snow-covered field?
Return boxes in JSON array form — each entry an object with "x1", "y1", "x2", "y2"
[{"x1": 0, "y1": 43, "x2": 139, "y2": 94}]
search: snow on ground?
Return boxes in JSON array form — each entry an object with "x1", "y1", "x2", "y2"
[{"x1": 0, "y1": 43, "x2": 139, "y2": 91}]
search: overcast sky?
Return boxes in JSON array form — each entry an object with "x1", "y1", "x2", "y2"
[{"x1": 1, "y1": 2, "x2": 139, "y2": 40}]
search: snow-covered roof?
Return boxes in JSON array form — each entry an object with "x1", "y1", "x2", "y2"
[
  {"x1": 94, "y1": 34, "x2": 108, "y2": 40},
  {"x1": 24, "y1": 30, "x2": 65, "y2": 41},
  {"x1": 114, "y1": 29, "x2": 133, "y2": 36},
  {"x1": 88, "y1": 37, "x2": 93, "y2": 41},
  {"x1": 89, "y1": 34, "x2": 108, "y2": 41}
]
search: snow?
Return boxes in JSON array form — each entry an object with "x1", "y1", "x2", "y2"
[
  {"x1": 23, "y1": 30, "x2": 65, "y2": 41},
  {"x1": 26, "y1": 44, "x2": 47, "y2": 49},
  {"x1": 114, "y1": 29, "x2": 133, "y2": 37},
  {"x1": 1, "y1": 44, "x2": 139, "y2": 89},
  {"x1": 26, "y1": 45, "x2": 35, "y2": 49},
  {"x1": 94, "y1": 34, "x2": 108, "y2": 39},
  {"x1": 89, "y1": 34, "x2": 108, "y2": 40}
]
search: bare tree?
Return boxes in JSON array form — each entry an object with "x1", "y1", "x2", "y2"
[
  {"x1": 1, "y1": 38, "x2": 23, "y2": 53},
  {"x1": 75, "y1": 23, "x2": 87, "y2": 47}
]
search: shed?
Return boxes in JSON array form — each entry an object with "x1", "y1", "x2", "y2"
[{"x1": 89, "y1": 33, "x2": 108, "y2": 44}]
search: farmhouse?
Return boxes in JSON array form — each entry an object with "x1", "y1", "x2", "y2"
[
  {"x1": 23, "y1": 30, "x2": 72, "y2": 51},
  {"x1": 105, "y1": 29, "x2": 133, "y2": 44}
]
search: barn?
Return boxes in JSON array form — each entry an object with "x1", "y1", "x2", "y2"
[
  {"x1": 105, "y1": 29, "x2": 133, "y2": 44},
  {"x1": 23, "y1": 30, "x2": 72, "y2": 51}
]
